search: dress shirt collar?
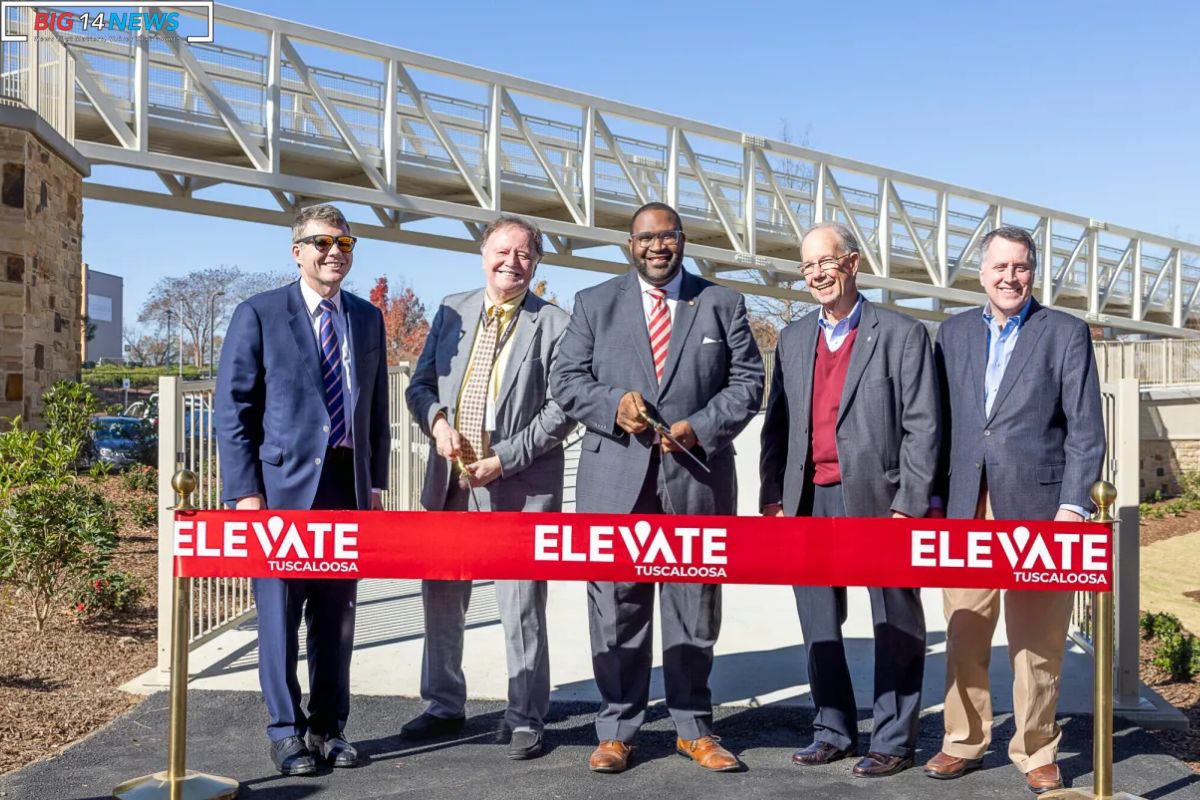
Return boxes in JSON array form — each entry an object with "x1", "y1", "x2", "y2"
[
  {"x1": 982, "y1": 297, "x2": 1033, "y2": 331},
  {"x1": 636, "y1": 268, "x2": 683, "y2": 300},
  {"x1": 818, "y1": 294, "x2": 864, "y2": 334},
  {"x1": 484, "y1": 289, "x2": 526, "y2": 322},
  {"x1": 299, "y1": 278, "x2": 343, "y2": 317}
]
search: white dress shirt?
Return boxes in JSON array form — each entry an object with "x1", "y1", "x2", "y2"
[
  {"x1": 299, "y1": 279, "x2": 354, "y2": 447},
  {"x1": 636, "y1": 268, "x2": 683, "y2": 326}
]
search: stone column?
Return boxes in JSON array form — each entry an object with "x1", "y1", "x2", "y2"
[{"x1": 0, "y1": 106, "x2": 90, "y2": 427}]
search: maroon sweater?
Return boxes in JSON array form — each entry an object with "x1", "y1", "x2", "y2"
[{"x1": 810, "y1": 327, "x2": 858, "y2": 485}]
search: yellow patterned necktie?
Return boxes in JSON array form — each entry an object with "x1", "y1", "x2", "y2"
[{"x1": 456, "y1": 308, "x2": 500, "y2": 464}]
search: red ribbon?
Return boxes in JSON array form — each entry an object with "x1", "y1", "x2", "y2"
[{"x1": 172, "y1": 511, "x2": 1112, "y2": 592}]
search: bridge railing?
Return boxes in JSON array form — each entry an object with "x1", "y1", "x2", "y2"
[
  {"x1": 8, "y1": 3, "x2": 1192, "y2": 334},
  {"x1": 1094, "y1": 338, "x2": 1200, "y2": 386}
]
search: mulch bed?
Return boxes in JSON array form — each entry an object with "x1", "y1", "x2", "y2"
[
  {"x1": 1140, "y1": 637, "x2": 1200, "y2": 772},
  {"x1": 0, "y1": 475, "x2": 159, "y2": 776},
  {"x1": 1137, "y1": 511, "x2": 1200, "y2": 773},
  {"x1": 1139, "y1": 507, "x2": 1200, "y2": 546}
]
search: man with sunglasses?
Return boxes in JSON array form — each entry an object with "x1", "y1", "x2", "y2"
[
  {"x1": 551, "y1": 202, "x2": 763, "y2": 774},
  {"x1": 759, "y1": 222, "x2": 939, "y2": 777},
  {"x1": 216, "y1": 204, "x2": 389, "y2": 776}
]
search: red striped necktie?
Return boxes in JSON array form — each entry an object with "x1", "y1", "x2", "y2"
[{"x1": 646, "y1": 287, "x2": 671, "y2": 382}]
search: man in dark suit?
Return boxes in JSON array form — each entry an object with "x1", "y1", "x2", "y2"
[
  {"x1": 924, "y1": 225, "x2": 1104, "y2": 795},
  {"x1": 760, "y1": 221, "x2": 939, "y2": 778},
  {"x1": 216, "y1": 204, "x2": 389, "y2": 776},
  {"x1": 550, "y1": 202, "x2": 763, "y2": 774},
  {"x1": 403, "y1": 215, "x2": 574, "y2": 759}
]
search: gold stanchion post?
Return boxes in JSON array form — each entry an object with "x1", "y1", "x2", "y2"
[
  {"x1": 1043, "y1": 481, "x2": 1144, "y2": 800},
  {"x1": 113, "y1": 470, "x2": 240, "y2": 800}
]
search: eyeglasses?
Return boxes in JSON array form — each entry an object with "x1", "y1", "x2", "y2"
[
  {"x1": 294, "y1": 234, "x2": 358, "y2": 253},
  {"x1": 631, "y1": 230, "x2": 684, "y2": 247},
  {"x1": 799, "y1": 253, "x2": 853, "y2": 276}
]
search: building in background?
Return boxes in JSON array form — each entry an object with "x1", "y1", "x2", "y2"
[{"x1": 84, "y1": 267, "x2": 123, "y2": 364}]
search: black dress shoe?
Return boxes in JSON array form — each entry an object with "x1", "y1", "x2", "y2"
[
  {"x1": 400, "y1": 712, "x2": 466, "y2": 740},
  {"x1": 508, "y1": 729, "x2": 543, "y2": 760},
  {"x1": 307, "y1": 730, "x2": 359, "y2": 767},
  {"x1": 791, "y1": 741, "x2": 852, "y2": 765},
  {"x1": 853, "y1": 752, "x2": 914, "y2": 777},
  {"x1": 270, "y1": 735, "x2": 316, "y2": 776}
]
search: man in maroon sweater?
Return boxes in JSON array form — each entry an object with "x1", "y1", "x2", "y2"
[{"x1": 760, "y1": 222, "x2": 940, "y2": 777}]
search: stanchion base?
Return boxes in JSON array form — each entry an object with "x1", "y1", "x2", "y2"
[
  {"x1": 112, "y1": 769, "x2": 240, "y2": 800},
  {"x1": 1039, "y1": 788, "x2": 1146, "y2": 800}
]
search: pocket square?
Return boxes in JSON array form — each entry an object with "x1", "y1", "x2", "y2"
[{"x1": 702, "y1": 336, "x2": 723, "y2": 344}]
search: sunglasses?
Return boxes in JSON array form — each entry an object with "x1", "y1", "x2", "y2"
[{"x1": 294, "y1": 234, "x2": 358, "y2": 253}]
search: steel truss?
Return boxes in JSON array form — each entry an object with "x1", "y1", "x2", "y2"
[{"x1": 3, "y1": 3, "x2": 1197, "y2": 336}]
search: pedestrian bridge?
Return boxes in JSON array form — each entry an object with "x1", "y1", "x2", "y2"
[{"x1": 3, "y1": 3, "x2": 1198, "y2": 336}]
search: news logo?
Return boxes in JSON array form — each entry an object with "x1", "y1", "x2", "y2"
[{"x1": 1, "y1": 2, "x2": 215, "y2": 43}]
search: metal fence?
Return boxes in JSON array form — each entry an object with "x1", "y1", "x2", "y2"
[{"x1": 1094, "y1": 338, "x2": 1200, "y2": 385}]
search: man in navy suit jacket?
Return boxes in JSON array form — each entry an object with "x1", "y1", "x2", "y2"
[{"x1": 216, "y1": 204, "x2": 389, "y2": 776}]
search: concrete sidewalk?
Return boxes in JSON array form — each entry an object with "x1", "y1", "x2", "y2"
[{"x1": 128, "y1": 580, "x2": 1104, "y2": 716}]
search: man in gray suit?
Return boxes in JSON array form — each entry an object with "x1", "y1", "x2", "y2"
[
  {"x1": 405, "y1": 215, "x2": 574, "y2": 760},
  {"x1": 760, "y1": 221, "x2": 939, "y2": 777},
  {"x1": 550, "y1": 202, "x2": 763, "y2": 774},
  {"x1": 924, "y1": 226, "x2": 1104, "y2": 795}
]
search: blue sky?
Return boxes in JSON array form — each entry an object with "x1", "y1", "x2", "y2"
[{"x1": 81, "y1": 0, "x2": 1200, "y2": 331}]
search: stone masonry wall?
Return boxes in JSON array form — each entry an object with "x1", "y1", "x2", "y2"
[
  {"x1": 0, "y1": 125, "x2": 84, "y2": 427},
  {"x1": 1140, "y1": 439, "x2": 1200, "y2": 500}
]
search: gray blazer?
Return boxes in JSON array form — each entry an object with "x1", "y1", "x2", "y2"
[
  {"x1": 550, "y1": 269, "x2": 763, "y2": 515},
  {"x1": 759, "y1": 298, "x2": 940, "y2": 518},
  {"x1": 934, "y1": 299, "x2": 1104, "y2": 520},
  {"x1": 406, "y1": 288, "x2": 574, "y2": 513}
]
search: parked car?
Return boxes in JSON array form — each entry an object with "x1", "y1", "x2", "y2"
[{"x1": 90, "y1": 415, "x2": 156, "y2": 467}]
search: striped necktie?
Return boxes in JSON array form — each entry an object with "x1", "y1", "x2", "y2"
[
  {"x1": 647, "y1": 287, "x2": 671, "y2": 382},
  {"x1": 318, "y1": 299, "x2": 347, "y2": 447}
]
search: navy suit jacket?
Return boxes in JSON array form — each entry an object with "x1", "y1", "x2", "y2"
[
  {"x1": 216, "y1": 280, "x2": 389, "y2": 511},
  {"x1": 934, "y1": 299, "x2": 1104, "y2": 520}
]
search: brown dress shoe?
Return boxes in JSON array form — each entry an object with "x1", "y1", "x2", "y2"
[
  {"x1": 676, "y1": 735, "x2": 740, "y2": 771},
  {"x1": 589, "y1": 740, "x2": 632, "y2": 773},
  {"x1": 923, "y1": 750, "x2": 983, "y2": 779},
  {"x1": 1026, "y1": 764, "x2": 1064, "y2": 794}
]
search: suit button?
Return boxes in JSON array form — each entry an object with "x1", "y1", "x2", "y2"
[
  {"x1": 314, "y1": 457, "x2": 322, "y2": 466},
  {"x1": 322, "y1": 425, "x2": 330, "y2": 433},
  {"x1": 984, "y1": 430, "x2": 991, "y2": 437}
]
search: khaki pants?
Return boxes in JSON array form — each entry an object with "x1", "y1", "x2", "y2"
[{"x1": 940, "y1": 490, "x2": 1075, "y2": 773}]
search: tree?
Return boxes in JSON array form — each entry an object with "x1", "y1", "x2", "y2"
[
  {"x1": 138, "y1": 267, "x2": 293, "y2": 367},
  {"x1": 722, "y1": 120, "x2": 816, "y2": 342},
  {"x1": 369, "y1": 277, "x2": 431, "y2": 365},
  {"x1": 531, "y1": 278, "x2": 559, "y2": 306}
]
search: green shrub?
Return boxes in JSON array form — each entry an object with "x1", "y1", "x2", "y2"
[
  {"x1": 73, "y1": 570, "x2": 145, "y2": 619},
  {"x1": 0, "y1": 481, "x2": 119, "y2": 632},
  {"x1": 1180, "y1": 471, "x2": 1200, "y2": 503},
  {"x1": 1146, "y1": 611, "x2": 1184, "y2": 640},
  {"x1": 83, "y1": 364, "x2": 203, "y2": 389},
  {"x1": 1152, "y1": 631, "x2": 1200, "y2": 682},
  {"x1": 43, "y1": 381, "x2": 101, "y2": 467},
  {"x1": 121, "y1": 464, "x2": 158, "y2": 493},
  {"x1": 88, "y1": 459, "x2": 114, "y2": 479},
  {"x1": 0, "y1": 417, "x2": 75, "y2": 495},
  {"x1": 131, "y1": 500, "x2": 158, "y2": 528}
]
